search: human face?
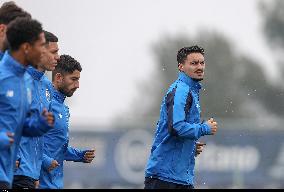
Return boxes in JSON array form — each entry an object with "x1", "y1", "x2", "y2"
[
  {"x1": 178, "y1": 52, "x2": 205, "y2": 81},
  {"x1": 39, "y1": 42, "x2": 59, "y2": 71},
  {"x1": 26, "y1": 32, "x2": 46, "y2": 68},
  {"x1": 58, "y1": 70, "x2": 80, "y2": 97}
]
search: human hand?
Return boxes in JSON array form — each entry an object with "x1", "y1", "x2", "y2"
[
  {"x1": 195, "y1": 142, "x2": 206, "y2": 157},
  {"x1": 48, "y1": 160, "x2": 60, "y2": 172},
  {"x1": 34, "y1": 180, "x2": 39, "y2": 189},
  {"x1": 207, "y1": 117, "x2": 218, "y2": 135},
  {"x1": 6, "y1": 132, "x2": 14, "y2": 145},
  {"x1": 83, "y1": 149, "x2": 95, "y2": 163},
  {"x1": 0, "y1": 131, "x2": 14, "y2": 149},
  {"x1": 15, "y1": 160, "x2": 20, "y2": 168},
  {"x1": 42, "y1": 108, "x2": 54, "y2": 127}
]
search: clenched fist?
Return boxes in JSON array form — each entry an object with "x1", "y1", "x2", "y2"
[
  {"x1": 48, "y1": 160, "x2": 60, "y2": 172},
  {"x1": 207, "y1": 117, "x2": 218, "y2": 135},
  {"x1": 83, "y1": 149, "x2": 95, "y2": 163},
  {"x1": 42, "y1": 108, "x2": 54, "y2": 127}
]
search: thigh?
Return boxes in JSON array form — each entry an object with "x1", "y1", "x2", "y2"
[
  {"x1": 176, "y1": 183, "x2": 195, "y2": 189},
  {"x1": 0, "y1": 181, "x2": 10, "y2": 189},
  {"x1": 144, "y1": 177, "x2": 177, "y2": 189}
]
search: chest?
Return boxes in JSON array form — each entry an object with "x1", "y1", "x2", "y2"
[
  {"x1": 28, "y1": 81, "x2": 51, "y2": 111},
  {"x1": 186, "y1": 90, "x2": 201, "y2": 122},
  {"x1": 53, "y1": 103, "x2": 70, "y2": 139}
]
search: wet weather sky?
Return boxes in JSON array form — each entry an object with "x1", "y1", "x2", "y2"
[{"x1": 11, "y1": 0, "x2": 275, "y2": 130}]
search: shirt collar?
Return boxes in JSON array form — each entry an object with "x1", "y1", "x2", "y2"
[
  {"x1": 0, "y1": 51, "x2": 4, "y2": 60},
  {"x1": 178, "y1": 72, "x2": 202, "y2": 91},
  {"x1": 27, "y1": 66, "x2": 44, "y2": 81},
  {"x1": 1, "y1": 51, "x2": 26, "y2": 76},
  {"x1": 53, "y1": 89, "x2": 66, "y2": 104}
]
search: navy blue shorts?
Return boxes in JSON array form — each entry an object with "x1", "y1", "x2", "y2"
[
  {"x1": 0, "y1": 181, "x2": 10, "y2": 189},
  {"x1": 144, "y1": 177, "x2": 194, "y2": 189},
  {"x1": 12, "y1": 175, "x2": 36, "y2": 189}
]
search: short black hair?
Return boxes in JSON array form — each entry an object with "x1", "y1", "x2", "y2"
[
  {"x1": 177, "y1": 45, "x2": 205, "y2": 64},
  {"x1": 0, "y1": 1, "x2": 31, "y2": 24},
  {"x1": 6, "y1": 17, "x2": 43, "y2": 51},
  {"x1": 52, "y1": 54, "x2": 82, "y2": 80},
  {"x1": 43, "y1": 30, "x2": 58, "y2": 44}
]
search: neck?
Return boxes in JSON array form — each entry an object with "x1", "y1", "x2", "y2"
[
  {"x1": 0, "y1": 38, "x2": 5, "y2": 52},
  {"x1": 192, "y1": 78, "x2": 203, "y2": 82},
  {"x1": 0, "y1": 44, "x2": 4, "y2": 52},
  {"x1": 37, "y1": 65, "x2": 45, "y2": 72},
  {"x1": 53, "y1": 82, "x2": 59, "y2": 91},
  {"x1": 10, "y1": 51, "x2": 29, "y2": 67}
]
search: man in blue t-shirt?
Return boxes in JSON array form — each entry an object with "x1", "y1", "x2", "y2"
[
  {"x1": 39, "y1": 55, "x2": 95, "y2": 189},
  {"x1": 0, "y1": 18, "x2": 53, "y2": 189},
  {"x1": 145, "y1": 45, "x2": 218, "y2": 189}
]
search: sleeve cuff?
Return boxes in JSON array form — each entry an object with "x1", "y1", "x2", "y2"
[
  {"x1": 0, "y1": 131, "x2": 10, "y2": 150},
  {"x1": 201, "y1": 122, "x2": 211, "y2": 135},
  {"x1": 42, "y1": 155, "x2": 54, "y2": 171},
  {"x1": 38, "y1": 115, "x2": 53, "y2": 134}
]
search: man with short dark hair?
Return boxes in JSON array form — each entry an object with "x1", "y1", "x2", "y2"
[
  {"x1": 13, "y1": 31, "x2": 60, "y2": 189},
  {"x1": 39, "y1": 55, "x2": 95, "y2": 189},
  {"x1": 0, "y1": 1, "x2": 31, "y2": 59},
  {"x1": 144, "y1": 45, "x2": 218, "y2": 189},
  {"x1": 0, "y1": 18, "x2": 53, "y2": 189}
]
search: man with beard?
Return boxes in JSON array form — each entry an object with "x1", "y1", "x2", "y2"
[
  {"x1": 39, "y1": 55, "x2": 95, "y2": 189},
  {"x1": 144, "y1": 45, "x2": 218, "y2": 189}
]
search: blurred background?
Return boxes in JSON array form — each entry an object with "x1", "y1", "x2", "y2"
[{"x1": 7, "y1": 0, "x2": 284, "y2": 188}]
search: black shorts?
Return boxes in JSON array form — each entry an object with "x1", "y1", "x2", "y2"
[
  {"x1": 12, "y1": 175, "x2": 36, "y2": 189},
  {"x1": 144, "y1": 177, "x2": 194, "y2": 189},
  {"x1": 0, "y1": 181, "x2": 10, "y2": 189}
]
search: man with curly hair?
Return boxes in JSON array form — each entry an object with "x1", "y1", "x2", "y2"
[{"x1": 39, "y1": 55, "x2": 95, "y2": 189}]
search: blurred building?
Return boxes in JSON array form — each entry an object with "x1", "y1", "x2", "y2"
[{"x1": 64, "y1": 119, "x2": 284, "y2": 189}]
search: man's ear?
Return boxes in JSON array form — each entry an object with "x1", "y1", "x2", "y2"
[
  {"x1": 0, "y1": 24, "x2": 6, "y2": 37},
  {"x1": 20, "y1": 42, "x2": 30, "y2": 55},
  {"x1": 55, "y1": 73, "x2": 63, "y2": 83},
  {"x1": 178, "y1": 63, "x2": 184, "y2": 71}
]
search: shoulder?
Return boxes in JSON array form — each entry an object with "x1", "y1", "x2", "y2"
[
  {"x1": 42, "y1": 75, "x2": 54, "y2": 94},
  {"x1": 0, "y1": 66, "x2": 16, "y2": 82},
  {"x1": 165, "y1": 80, "x2": 191, "y2": 98},
  {"x1": 175, "y1": 80, "x2": 190, "y2": 96},
  {"x1": 24, "y1": 71, "x2": 33, "y2": 82},
  {"x1": 0, "y1": 75, "x2": 20, "y2": 93},
  {"x1": 42, "y1": 75, "x2": 51, "y2": 83},
  {"x1": 42, "y1": 75, "x2": 53, "y2": 89}
]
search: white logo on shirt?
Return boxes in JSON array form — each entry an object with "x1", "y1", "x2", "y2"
[
  {"x1": 6, "y1": 90, "x2": 14, "y2": 97},
  {"x1": 46, "y1": 89, "x2": 51, "y2": 102},
  {"x1": 59, "y1": 114, "x2": 63, "y2": 119},
  {"x1": 196, "y1": 103, "x2": 200, "y2": 109},
  {"x1": 27, "y1": 88, "x2": 32, "y2": 104}
]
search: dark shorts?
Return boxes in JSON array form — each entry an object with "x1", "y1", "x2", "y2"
[
  {"x1": 144, "y1": 177, "x2": 194, "y2": 189},
  {"x1": 0, "y1": 181, "x2": 10, "y2": 189},
  {"x1": 12, "y1": 175, "x2": 36, "y2": 189}
]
